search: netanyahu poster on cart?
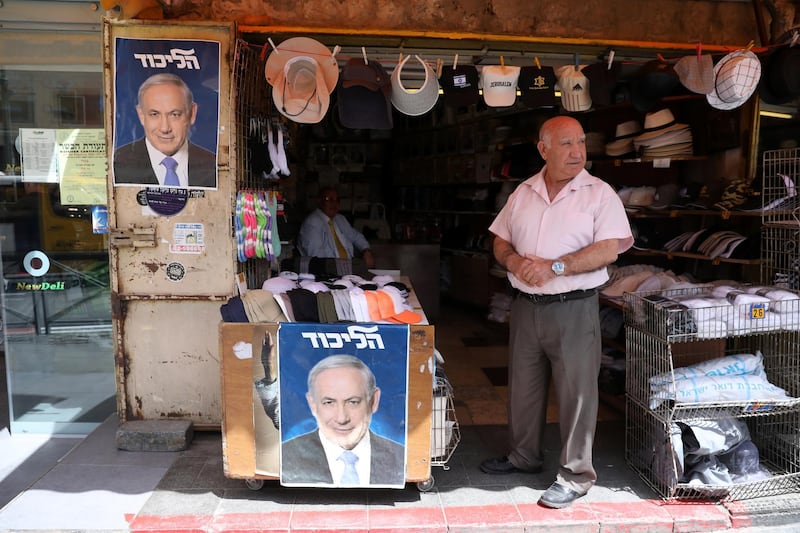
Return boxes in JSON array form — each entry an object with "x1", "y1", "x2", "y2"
[{"x1": 276, "y1": 322, "x2": 409, "y2": 488}]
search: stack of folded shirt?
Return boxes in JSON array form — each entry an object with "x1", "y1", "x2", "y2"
[{"x1": 221, "y1": 272, "x2": 424, "y2": 325}]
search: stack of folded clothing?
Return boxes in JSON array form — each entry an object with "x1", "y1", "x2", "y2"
[{"x1": 221, "y1": 272, "x2": 424, "y2": 325}]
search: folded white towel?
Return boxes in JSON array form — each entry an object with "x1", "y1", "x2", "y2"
[
  {"x1": 727, "y1": 312, "x2": 781, "y2": 335},
  {"x1": 680, "y1": 297, "x2": 733, "y2": 322},
  {"x1": 779, "y1": 311, "x2": 800, "y2": 330},
  {"x1": 695, "y1": 319, "x2": 728, "y2": 339},
  {"x1": 728, "y1": 292, "x2": 771, "y2": 312},
  {"x1": 711, "y1": 285, "x2": 739, "y2": 298},
  {"x1": 764, "y1": 289, "x2": 800, "y2": 313}
]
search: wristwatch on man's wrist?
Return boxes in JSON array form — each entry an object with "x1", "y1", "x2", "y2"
[{"x1": 551, "y1": 260, "x2": 565, "y2": 276}]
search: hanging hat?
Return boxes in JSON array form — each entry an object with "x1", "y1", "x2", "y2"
[
  {"x1": 480, "y1": 65, "x2": 521, "y2": 107},
  {"x1": 390, "y1": 55, "x2": 440, "y2": 116},
  {"x1": 556, "y1": 64, "x2": 591, "y2": 112},
  {"x1": 264, "y1": 37, "x2": 339, "y2": 94},
  {"x1": 271, "y1": 55, "x2": 330, "y2": 124},
  {"x1": 517, "y1": 65, "x2": 557, "y2": 108},
  {"x1": 605, "y1": 120, "x2": 642, "y2": 157},
  {"x1": 630, "y1": 60, "x2": 681, "y2": 112},
  {"x1": 758, "y1": 45, "x2": 800, "y2": 105},
  {"x1": 439, "y1": 65, "x2": 480, "y2": 107},
  {"x1": 674, "y1": 54, "x2": 715, "y2": 95},
  {"x1": 337, "y1": 58, "x2": 393, "y2": 130},
  {"x1": 583, "y1": 61, "x2": 622, "y2": 107},
  {"x1": 706, "y1": 50, "x2": 761, "y2": 110}
]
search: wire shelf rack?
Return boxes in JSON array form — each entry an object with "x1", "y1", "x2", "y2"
[{"x1": 623, "y1": 284, "x2": 800, "y2": 500}]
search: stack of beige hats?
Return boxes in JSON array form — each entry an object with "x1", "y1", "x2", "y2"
[
  {"x1": 605, "y1": 120, "x2": 642, "y2": 157},
  {"x1": 633, "y1": 108, "x2": 693, "y2": 158}
]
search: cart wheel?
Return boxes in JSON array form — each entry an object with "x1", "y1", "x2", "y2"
[
  {"x1": 244, "y1": 478, "x2": 265, "y2": 491},
  {"x1": 416, "y1": 477, "x2": 435, "y2": 492}
]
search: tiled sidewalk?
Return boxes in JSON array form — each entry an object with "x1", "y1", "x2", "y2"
[{"x1": 2, "y1": 416, "x2": 800, "y2": 532}]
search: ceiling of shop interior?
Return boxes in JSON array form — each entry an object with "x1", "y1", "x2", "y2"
[{"x1": 242, "y1": 30, "x2": 698, "y2": 84}]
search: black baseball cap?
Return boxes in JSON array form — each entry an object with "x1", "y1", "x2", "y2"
[
  {"x1": 337, "y1": 58, "x2": 393, "y2": 130},
  {"x1": 517, "y1": 65, "x2": 557, "y2": 108},
  {"x1": 439, "y1": 65, "x2": 480, "y2": 107},
  {"x1": 583, "y1": 61, "x2": 622, "y2": 107}
]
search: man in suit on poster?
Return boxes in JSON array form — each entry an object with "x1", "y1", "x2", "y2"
[
  {"x1": 281, "y1": 354, "x2": 405, "y2": 487},
  {"x1": 113, "y1": 72, "x2": 217, "y2": 188}
]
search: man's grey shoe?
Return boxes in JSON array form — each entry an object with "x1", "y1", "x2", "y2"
[{"x1": 538, "y1": 482, "x2": 585, "y2": 509}]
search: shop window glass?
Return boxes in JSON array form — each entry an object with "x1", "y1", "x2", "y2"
[{"x1": 1, "y1": 63, "x2": 113, "y2": 435}]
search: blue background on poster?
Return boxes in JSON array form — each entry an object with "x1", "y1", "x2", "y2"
[
  {"x1": 278, "y1": 323, "x2": 409, "y2": 446},
  {"x1": 113, "y1": 38, "x2": 220, "y2": 154}
]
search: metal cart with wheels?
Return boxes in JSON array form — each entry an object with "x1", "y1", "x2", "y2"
[{"x1": 417, "y1": 366, "x2": 461, "y2": 492}]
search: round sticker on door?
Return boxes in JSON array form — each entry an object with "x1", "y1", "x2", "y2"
[
  {"x1": 144, "y1": 187, "x2": 189, "y2": 216},
  {"x1": 165, "y1": 261, "x2": 186, "y2": 282}
]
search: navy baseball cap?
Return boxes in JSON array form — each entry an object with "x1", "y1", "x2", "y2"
[{"x1": 439, "y1": 65, "x2": 480, "y2": 107}]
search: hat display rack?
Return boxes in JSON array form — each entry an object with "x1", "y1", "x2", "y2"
[{"x1": 248, "y1": 34, "x2": 800, "y2": 128}]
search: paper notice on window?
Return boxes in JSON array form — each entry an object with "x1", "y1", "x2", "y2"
[
  {"x1": 57, "y1": 129, "x2": 108, "y2": 205},
  {"x1": 20, "y1": 128, "x2": 58, "y2": 183}
]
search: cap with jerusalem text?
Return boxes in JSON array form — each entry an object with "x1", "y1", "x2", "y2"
[
  {"x1": 517, "y1": 65, "x2": 557, "y2": 108},
  {"x1": 480, "y1": 65, "x2": 521, "y2": 107},
  {"x1": 439, "y1": 65, "x2": 480, "y2": 107}
]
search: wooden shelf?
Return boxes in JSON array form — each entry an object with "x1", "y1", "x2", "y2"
[
  {"x1": 626, "y1": 248, "x2": 760, "y2": 265},
  {"x1": 600, "y1": 295, "x2": 625, "y2": 311},
  {"x1": 626, "y1": 208, "x2": 766, "y2": 219}
]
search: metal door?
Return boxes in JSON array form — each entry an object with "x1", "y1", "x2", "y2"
[{"x1": 103, "y1": 19, "x2": 236, "y2": 426}]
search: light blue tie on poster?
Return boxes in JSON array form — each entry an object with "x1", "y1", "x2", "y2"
[
  {"x1": 339, "y1": 450, "x2": 359, "y2": 484},
  {"x1": 162, "y1": 156, "x2": 180, "y2": 186}
]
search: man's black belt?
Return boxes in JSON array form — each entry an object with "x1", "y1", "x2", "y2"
[{"x1": 514, "y1": 288, "x2": 597, "y2": 304}]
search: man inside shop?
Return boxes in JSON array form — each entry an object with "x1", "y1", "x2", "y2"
[{"x1": 297, "y1": 186, "x2": 376, "y2": 268}]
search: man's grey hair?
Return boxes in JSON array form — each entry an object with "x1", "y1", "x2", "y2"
[
  {"x1": 307, "y1": 354, "x2": 377, "y2": 401},
  {"x1": 137, "y1": 72, "x2": 194, "y2": 108}
]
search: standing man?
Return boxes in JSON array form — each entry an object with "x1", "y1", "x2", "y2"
[
  {"x1": 113, "y1": 73, "x2": 217, "y2": 188},
  {"x1": 297, "y1": 186, "x2": 375, "y2": 268},
  {"x1": 480, "y1": 116, "x2": 633, "y2": 509},
  {"x1": 281, "y1": 354, "x2": 405, "y2": 487}
]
